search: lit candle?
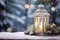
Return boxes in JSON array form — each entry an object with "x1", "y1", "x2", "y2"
[{"x1": 39, "y1": 21, "x2": 43, "y2": 32}]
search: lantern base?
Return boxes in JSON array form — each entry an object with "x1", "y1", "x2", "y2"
[
  {"x1": 28, "y1": 32, "x2": 60, "y2": 36},
  {"x1": 24, "y1": 30, "x2": 60, "y2": 36},
  {"x1": 32, "y1": 32, "x2": 51, "y2": 36}
]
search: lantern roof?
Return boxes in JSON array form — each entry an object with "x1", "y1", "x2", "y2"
[{"x1": 33, "y1": 4, "x2": 50, "y2": 17}]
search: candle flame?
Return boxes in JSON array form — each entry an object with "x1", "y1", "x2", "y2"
[
  {"x1": 35, "y1": 20, "x2": 43, "y2": 32},
  {"x1": 35, "y1": 17, "x2": 46, "y2": 33},
  {"x1": 39, "y1": 21, "x2": 43, "y2": 32}
]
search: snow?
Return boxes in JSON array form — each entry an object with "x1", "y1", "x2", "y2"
[{"x1": 0, "y1": 32, "x2": 60, "y2": 39}]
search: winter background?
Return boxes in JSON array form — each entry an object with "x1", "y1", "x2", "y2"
[{"x1": 0, "y1": 0, "x2": 60, "y2": 32}]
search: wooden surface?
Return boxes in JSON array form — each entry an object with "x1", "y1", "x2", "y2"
[{"x1": 0, "y1": 32, "x2": 60, "y2": 39}]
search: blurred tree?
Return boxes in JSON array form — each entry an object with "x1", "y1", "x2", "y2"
[
  {"x1": 0, "y1": 0, "x2": 10, "y2": 32},
  {"x1": 5, "y1": 0, "x2": 26, "y2": 32}
]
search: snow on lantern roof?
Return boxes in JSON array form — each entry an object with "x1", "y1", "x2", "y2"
[
  {"x1": 38, "y1": 4, "x2": 44, "y2": 9},
  {"x1": 33, "y1": 4, "x2": 50, "y2": 17}
]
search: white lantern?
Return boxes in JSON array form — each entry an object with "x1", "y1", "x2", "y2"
[{"x1": 33, "y1": 4, "x2": 50, "y2": 33}]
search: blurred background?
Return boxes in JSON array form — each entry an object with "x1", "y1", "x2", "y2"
[{"x1": 0, "y1": 0, "x2": 60, "y2": 32}]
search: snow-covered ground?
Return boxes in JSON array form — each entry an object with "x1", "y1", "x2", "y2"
[{"x1": 0, "y1": 32, "x2": 60, "y2": 39}]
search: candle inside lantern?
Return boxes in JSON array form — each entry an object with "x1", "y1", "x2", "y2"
[
  {"x1": 35, "y1": 17, "x2": 43, "y2": 33},
  {"x1": 39, "y1": 21, "x2": 43, "y2": 32}
]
